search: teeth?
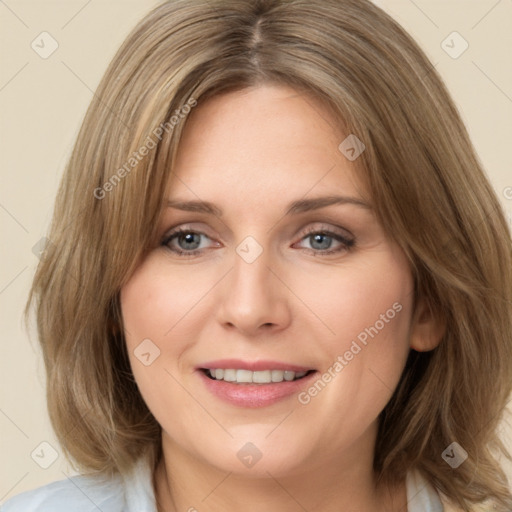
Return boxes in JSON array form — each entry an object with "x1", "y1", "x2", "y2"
[
  {"x1": 284, "y1": 370, "x2": 295, "y2": 381},
  {"x1": 237, "y1": 369, "x2": 253, "y2": 383},
  {"x1": 223, "y1": 369, "x2": 237, "y2": 382},
  {"x1": 207, "y1": 369, "x2": 309, "y2": 384},
  {"x1": 271, "y1": 370, "x2": 284, "y2": 382},
  {"x1": 253, "y1": 370, "x2": 271, "y2": 383}
]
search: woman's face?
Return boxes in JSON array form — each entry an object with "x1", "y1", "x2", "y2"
[{"x1": 120, "y1": 84, "x2": 429, "y2": 478}]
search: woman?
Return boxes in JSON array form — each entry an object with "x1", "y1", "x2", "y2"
[{"x1": 3, "y1": 0, "x2": 511, "y2": 510}]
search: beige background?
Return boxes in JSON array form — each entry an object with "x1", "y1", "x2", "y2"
[{"x1": 1, "y1": 0, "x2": 511, "y2": 502}]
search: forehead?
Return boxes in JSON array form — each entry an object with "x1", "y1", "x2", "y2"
[{"x1": 166, "y1": 84, "x2": 368, "y2": 214}]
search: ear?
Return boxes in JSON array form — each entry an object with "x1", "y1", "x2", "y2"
[{"x1": 409, "y1": 296, "x2": 446, "y2": 352}]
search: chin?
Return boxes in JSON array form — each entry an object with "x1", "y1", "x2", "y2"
[{"x1": 175, "y1": 429, "x2": 308, "y2": 479}]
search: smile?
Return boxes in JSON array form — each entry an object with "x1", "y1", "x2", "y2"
[{"x1": 203, "y1": 368, "x2": 313, "y2": 384}]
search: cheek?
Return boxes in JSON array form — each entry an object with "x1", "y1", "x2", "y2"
[
  {"x1": 292, "y1": 249, "x2": 414, "y2": 432},
  {"x1": 120, "y1": 257, "x2": 244, "y2": 460},
  {"x1": 120, "y1": 255, "x2": 208, "y2": 345},
  {"x1": 292, "y1": 252, "x2": 413, "y2": 356},
  {"x1": 119, "y1": 257, "x2": 196, "y2": 400}
]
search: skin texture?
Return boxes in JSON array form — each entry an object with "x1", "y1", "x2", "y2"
[{"x1": 120, "y1": 84, "x2": 442, "y2": 511}]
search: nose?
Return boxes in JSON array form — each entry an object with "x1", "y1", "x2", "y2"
[{"x1": 215, "y1": 245, "x2": 292, "y2": 337}]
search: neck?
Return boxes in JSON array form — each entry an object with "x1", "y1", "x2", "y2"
[{"x1": 153, "y1": 433, "x2": 407, "y2": 512}]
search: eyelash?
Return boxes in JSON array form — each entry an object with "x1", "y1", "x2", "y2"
[{"x1": 161, "y1": 224, "x2": 355, "y2": 258}]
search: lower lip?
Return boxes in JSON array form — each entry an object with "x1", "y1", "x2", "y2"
[{"x1": 198, "y1": 370, "x2": 317, "y2": 408}]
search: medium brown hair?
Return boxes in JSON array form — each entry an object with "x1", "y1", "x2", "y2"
[{"x1": 27, "y1": 0, "x2": 512, "y2": 509}]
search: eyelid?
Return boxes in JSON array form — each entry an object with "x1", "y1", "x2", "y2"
[
  {"x1": 161, "y1": 221, "x2": 356, "y2": 256},
  {"x1": 294, "y1": 224, "x2": 355, "y2": 253},
  {"x1": 162, "y1": 222, "x2": 215, "y2": 239},
  {"x1": 162, "y1": 221, "x2": 353, "y2": 241},
  {"x1": 161, "y1": 224, "x2": 217, "y2": 247},
  {"x1": 299, "y1": 223, "x2": 354, "y2": 240}
]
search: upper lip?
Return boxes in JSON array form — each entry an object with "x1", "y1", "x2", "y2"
[{"x1": 197, "y1": 359, "x2": 315, "y2": 372}]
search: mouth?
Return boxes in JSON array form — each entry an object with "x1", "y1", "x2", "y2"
[
  {"x1": 201, "y1": 368, "x2": 316, "y2": 384},
  {"x1": 196, "y1": 361, "x2": 318, "y2": 407}
]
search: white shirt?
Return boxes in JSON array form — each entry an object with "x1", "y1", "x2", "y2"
[{"x1": 1, "y1": 454, "x2": 444, "y2": 511}]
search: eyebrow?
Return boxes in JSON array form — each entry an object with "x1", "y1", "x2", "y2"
[{"x1": 166, "y1": 195, "x2": 371, "y2": 217}]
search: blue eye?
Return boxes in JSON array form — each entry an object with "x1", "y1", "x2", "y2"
[
  {"x1": 161, "y1": 229, "x2": 209, "y2": 256},
  {"x1": 296, "y1": 226, "x2": 355, "y2": 255},
  {"x1": 173, "y1": 231, "x2": 202, "y2": 250},
  {"x1": 161, "y1": 225, "x2": 355, "y2": 257}
]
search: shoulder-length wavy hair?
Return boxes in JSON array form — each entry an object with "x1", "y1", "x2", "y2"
[{"x1": 27, "y1": 0, "x2": 512, "y2": 510}]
